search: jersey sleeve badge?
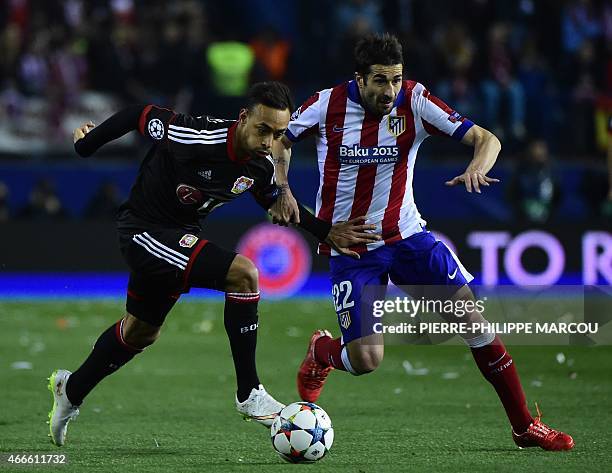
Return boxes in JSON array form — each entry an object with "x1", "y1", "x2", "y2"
[{"x1": 148, "y1": 118, "x2": 165, "y2": 140}]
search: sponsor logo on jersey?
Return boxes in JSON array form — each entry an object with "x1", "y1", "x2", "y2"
[
  {"x1": 179, "y1": 234, "x2": 199, "y2": 248},
  {"x1": 338, "y1": 144, "x2": 400, "y2": 164},
  {"x1": 448, "y1": 111, "x2": 463, "y2": 123},
  {"x1": 231, "y1": 176, "x2": 254, "y2": 194},
  {"x1": 387, "y1": 115, "x2": 406, "y2": 137},
  {"x1": 339, "y1": 311, "x2": 351, "y2": 329},
  {"x1": 148, "y1": 119, "x2": 165, "y2": 140},
  {"x1": 176, "y1": 183, "x2": 204, "y2": 205},
  {"x1": 332, "y1": 124, "x2": 348, "y2": 133},
  {"x1": 198, "y1": 169, "x2": 212, "y2": 180}
]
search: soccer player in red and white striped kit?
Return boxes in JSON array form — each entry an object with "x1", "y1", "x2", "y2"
[{"x1": 271, "y1": 33, "x2": 574, "y2": 451}]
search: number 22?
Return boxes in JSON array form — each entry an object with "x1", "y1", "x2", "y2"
[{"x1": 332, "y1": 281, "x2": 354, "y2": 312}]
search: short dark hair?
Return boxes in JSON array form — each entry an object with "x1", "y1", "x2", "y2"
[
  {"x1": 246, "y1": 81, "x2": 294, "y2": 113},
  {"x1": 354, "y1": 33, "x2": 403, "y2": 77}
]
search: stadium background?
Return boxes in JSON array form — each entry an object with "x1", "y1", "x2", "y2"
[
  {"x1": 1, "y1": 1, "x2": 611, "y2": 471},
  {"x1": 0, "y1": 0, "x2": 610, "y2": 298}
]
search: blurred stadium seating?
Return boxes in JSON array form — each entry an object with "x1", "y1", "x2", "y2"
[{"x1": 0, "y1": 0, "x2": 610, "y2": 293}]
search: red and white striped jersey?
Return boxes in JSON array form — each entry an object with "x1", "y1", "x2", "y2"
[{"x1": 286, "y1": 80, "x2": 474, "y2": 255}]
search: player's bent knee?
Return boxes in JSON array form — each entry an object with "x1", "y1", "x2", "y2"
[
  {"x1": 122, "y1": 313, "x2": 161, "y2": 349},
  {"x1": 347, "y1": 345, "x2": 384, "y2": 375},
  {"x1": 225, "y1": 255, "x2": 259, "y2": 294},
  {"x1": 451, "y1": 285, "x2": 487, "y2": 325},
  {"x1": 351, "y1": 354, "x2": 382, "y2": 375}
]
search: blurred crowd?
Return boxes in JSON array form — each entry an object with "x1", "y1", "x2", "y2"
[
  {"x1": 0, "y1": 177, "x2": 121, "y2": 223},
  {"x1": 0, "y1": 0, "x2": 611, "y2": 223},
  {"x1": 0, "y1": 0, "x2": 610, "y2": 156}
]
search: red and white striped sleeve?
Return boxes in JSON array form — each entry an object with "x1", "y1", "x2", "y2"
[
  {"x1": 285, "y1": 92, "x2": 322, "y2": 143},
  {"x1": 412, "y1": 82, "x2": 474, "y2": 141}
]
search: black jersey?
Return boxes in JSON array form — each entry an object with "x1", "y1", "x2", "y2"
[{"x1": 117, "y1": 105, "x2": 278, "y2": 232}]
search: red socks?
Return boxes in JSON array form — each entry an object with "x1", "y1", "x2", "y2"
[
  {"x1": 314, "y1": 332, "x2": 533, "y2": 433},
  {"x1": 314, "y1": 336, "x2": 347, "y2": 371},
  {"x1": 470, "y1": 335, "x2": 533, "y2": 433}
]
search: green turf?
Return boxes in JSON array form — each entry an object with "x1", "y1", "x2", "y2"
[{"x1": 0, "y1": 299, "x2": 610, "y2": 472}]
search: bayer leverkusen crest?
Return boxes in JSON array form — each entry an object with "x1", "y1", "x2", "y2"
[
  {"x1": 179, "y1": 234, "x2": 198, "y2": 248},
  {"x1": 388, "y1": 115, "x2": 406, "y2": 137},
  {"x1": 231, "y1": 176, "x2": 254, "y2": 194}
]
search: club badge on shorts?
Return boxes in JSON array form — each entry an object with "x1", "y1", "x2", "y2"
[
  {"x1": 339, "y1": 311, "x2": 351, "y2": 329},
  {"x1": 231, "y1": 176, "x2": 254, "y2": 194},
  {"x1": 179, "y1": 234, "x2": 198, "y2": 248},
  {"x1": 387, "y1": 115, "x2": 406, "y2": 137}
]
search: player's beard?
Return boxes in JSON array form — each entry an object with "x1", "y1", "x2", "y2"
[
  {"x1": 377, "y1": 93, "x2": 395, "y2": 115},
  {"x1": 364, "y1": 93, "x2": 394, "y2": 117}
]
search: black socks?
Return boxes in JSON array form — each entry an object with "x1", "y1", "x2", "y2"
[
  {"x1": 66, "y1": 320, "x2": 142, "y2": 406},
  {"x1": 66, "y1": 295, "x2": 263, "y2": 406},
  {"x1": 224, "y1": 292, "x2": 261, "y2": 402}
]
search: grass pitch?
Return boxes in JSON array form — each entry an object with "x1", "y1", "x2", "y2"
[{"x1": 0, "y1": 299, "x2": 610, "y2": 472}]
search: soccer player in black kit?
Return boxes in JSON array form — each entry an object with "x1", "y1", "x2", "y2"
[{"x1": 47, "y1": 82, "x2": 381, "y2": 446}]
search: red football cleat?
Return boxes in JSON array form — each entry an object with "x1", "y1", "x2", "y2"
[
  {"x1": 297, "y1": 330, "x2": 334, "y2": 403},
  {"x1": 512, "y1": 403, "x2": 575, "y2": 451}
]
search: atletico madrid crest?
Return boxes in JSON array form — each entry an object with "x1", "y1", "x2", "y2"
[
  {"x1": 339, "y1": 311, "x2": 351, "y2": 329},
  {"x1": 387, "y1": 115, "x2": 406, "y2": 137}
]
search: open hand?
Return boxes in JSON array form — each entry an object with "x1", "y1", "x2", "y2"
[
  {"x1": 445, "y1": 169, "x2": 499, "y2": 193},
  {"x1": 325, "y1": 216, "x2": 381, "y2": 259}
]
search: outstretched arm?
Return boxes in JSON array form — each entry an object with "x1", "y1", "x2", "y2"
[
  {"x1": 73, "y1": 104, "x2": 145, "y2": 157},
  {"x1": 252, "y1": 189, "x2": 380, "y2": 259},
  {"x1": 445, "y1": 125, "x2": 502, "y2": 193},
  {"x1": 290, "y1": 203, "x2": 381, "y2": 259},
  {"x1": 413, "y1": 84, "x2": 501, "y2": 194},
  {"x1": 271, "y1": 90, "x2": 323, "y2": 224},
  {"x1": 269, "y1": 135, "x2": 301, "y2": 224}
]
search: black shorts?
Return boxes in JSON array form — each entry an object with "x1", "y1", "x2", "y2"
[{"x1": 118, "y1": 228, "x2": 236, "y2": 326}]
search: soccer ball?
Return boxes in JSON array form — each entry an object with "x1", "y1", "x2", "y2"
[{"x1": 270, "y1": 402, "x2": 334, "y2": 463}]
